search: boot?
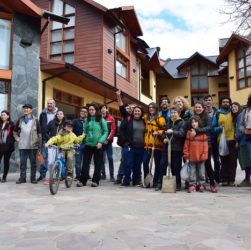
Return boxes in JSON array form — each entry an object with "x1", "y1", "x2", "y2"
[{"x1": 16, "y1": 177, "x2": 26, "y2": 184}]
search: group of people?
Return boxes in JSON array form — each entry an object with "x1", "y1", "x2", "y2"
[{"x1": 0, "y1": 91, "x2": 251, "y2": 193}]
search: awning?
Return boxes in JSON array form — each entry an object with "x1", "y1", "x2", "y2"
[{"x1": 41, "y1": 58, "x2": 147, "y2": 108}]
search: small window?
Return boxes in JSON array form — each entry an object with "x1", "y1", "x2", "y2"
[
  {"x1": 50, "y1": 0, "x2": 75, "y2": 63},
  {"x1": 237, "y1": 45, "x2": 251, "y2": 89},
  {"x1": 0, "y1": 80, "x2": 10, "y2": 111}
]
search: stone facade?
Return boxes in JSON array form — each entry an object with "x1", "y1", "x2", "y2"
[{"x1": 10, "y1": 13, "x2": 40, "y2": 121}]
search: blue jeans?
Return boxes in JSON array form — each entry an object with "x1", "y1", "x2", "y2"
[
  {"x1": 116, "y1": 146, "x2": 128, "y2": 181},
  {"x1": 212, "y1": 141, "x2": 221, "y2": 182},
  {"x1": 19, "y1": 149, "x2": 37, "y2": 180},
  {"x1": 143, "y1": 149, "x2": 162, "y2": 184},
  {"x1": 39, "y1": 143, "x2": 48, "y2": 178},
  {"x1": 101, "y1": 143, "x2": 114, "y2": 178},
  {"x1": 123, "y1": 146, "x2": 144, "y2": 185},
  {"x1": 75, "y1": 144, "x2": 85, "y2": 179}
]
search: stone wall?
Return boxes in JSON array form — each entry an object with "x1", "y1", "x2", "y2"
[{"x1": 10, "y1": 13, "x2": 40, "y2": 121}]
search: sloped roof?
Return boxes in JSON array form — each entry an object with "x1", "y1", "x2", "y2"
[
  {"x1": 162, "y1": 58, "x2": 187, "y2": 79},
  {"x1": 217, "y1": 33, "x2": 251, "y2": 64},
  {"x1": 177, "y1": 51, "x2": 217, "y2": 71}
]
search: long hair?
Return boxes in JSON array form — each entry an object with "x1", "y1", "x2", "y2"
[
  {"x1": 146, "y1": 102, "x2": 158, "y2": 119},
  {"x1": 87, "y1": 103, "x2": 102, "y2": 122},
  {"x1": 0, "y1": 110, "x2": 11, "y2": 124},
  {"x1": 173, "y1": 96, "x2": 190, "y2": 110},
  {"x1": 54, "y1": 110, "x2": 65, "y2": 124},
  {"x1": 247, "y1": 95, "x2": 251, "y2": 108}
]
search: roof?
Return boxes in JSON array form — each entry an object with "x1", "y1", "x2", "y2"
[
  {"x1": 162, "y1": 53, "x2": 224, "y2": 79},
  {"x1": 109, "y1": 6, "x2": 143, "y2": 36},
  {"x1": 177, "y1": 52, "x2": 217, "y2": 71},
  {"x1": 217, "y1": 33, "x2": 251, "y2": 64},
  {"x1": 0, "y1": 0, "x2": 68, "y2": 24}
]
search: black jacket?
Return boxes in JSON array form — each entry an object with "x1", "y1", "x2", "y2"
[
  {"x1": 0, "y1": 121, "x2": 15, "y2": 153},
  {"x1": 163, "y1": 118, "x2": 186, "y2": 152},
  {"x1": 73, "y1": 118, "x2": 86, "y2": 136},
  {"x1": 46, "y1": 119, "x2": 64, "y2": 141}
]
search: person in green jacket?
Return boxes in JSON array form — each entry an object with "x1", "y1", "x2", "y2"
[
  {"x1": 77, "y1": 103, "x2": 108, "y2": 187},
  {"x1": 45, "y1": 120, "x2": 85, "y2": 182}
]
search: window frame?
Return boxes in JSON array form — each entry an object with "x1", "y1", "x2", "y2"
[
  {"x1": 0, "y1": 79, "x2": 11, "y2": 111},
  {"x1": 115, "y1": 29, "x2": 130, "y2": 80},
  {"x1": 236, "y1": 45, "x2": 251, "y2": 90},
  {"x1": 50, "y1": 0, "x2": 75, "y2": 63}
]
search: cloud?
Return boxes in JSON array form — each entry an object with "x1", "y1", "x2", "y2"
[{"x1": 95, "y1": 0, "x2": 234, "y2": 59}]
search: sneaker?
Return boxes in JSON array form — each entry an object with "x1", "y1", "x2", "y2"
[
  {"x1": 155, "y1": 183, "x2": 162, "y2": 191},
  {"x1": 37, "y1": 176, "x2": 44, "y2": 182},
  {"x1": 110, "y1": 177, "x2": 115, "y2": 182},
  {"x1": 188, "y1": 185, "x2": 196, "y2": 193},
  {"x1": 229, "y1": 181, "x2": 235, "y2": 187},
  {"x1": 76, "y1": 181, "x2": 84, "y2": 187},
  {"x1": 210, "y1": 185, "x2": 218, "y2": 193},
  {"x1": 16, "y1": 178, "x2": 26, "y2": 184},
  {"x1": 237, "y1": 179, "x2": 251, "y2": 187},
  {"x1": 91, "y1": 182, "x2": 99, "y2": 187},
  {"x1": 120, "y1": 183, "x2": 129, "y2": 188},
  {"x1": 114, "y1": 179, "x2": 122, "y2": 185},
  {"x1": 199, "y1": 185, "x2": 205, "y2": 192},
  {"x1": 31, "y1": 179, "x2": 38, "y2": 184},
  {"x1": 43, "y1": 178, "x2": 50, "y2": 185},
  {"x1": 66, "y1": 176, "x2": 73, "y2": 182}
]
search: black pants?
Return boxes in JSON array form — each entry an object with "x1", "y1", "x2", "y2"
[
  {"x1": 0, "y1": 150, "x2": 13, "y2": 178},
  {"x1": 205, "y1": 148, "x2": 216, "y2": 186},
  {"x1": 80, "y1": 145, "x2": 103, "y2": 185},
  {"x1": 220, "y1": 142, "x2": 237, "y2": 183},
  {"x1": 171, "y1": 151, "x2": 182, "y2": 186}
]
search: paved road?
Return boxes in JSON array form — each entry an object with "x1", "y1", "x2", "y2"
[{"x1": 0, "y1": 168, "x2": 251, "y2": 250}]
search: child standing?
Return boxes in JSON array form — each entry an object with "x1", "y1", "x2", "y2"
[
  {"x1": 45, "y1": 120, "x2": 85, "y2": 182},
  {"x1": 183, "y1": 116, "x2": 208, "y2": 193}
]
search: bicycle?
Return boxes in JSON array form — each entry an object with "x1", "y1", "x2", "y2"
[{"x1": 48, "y1": 145, "x2": 78, "y2": 195}]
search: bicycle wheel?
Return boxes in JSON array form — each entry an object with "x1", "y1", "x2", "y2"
[
  {"x1": 65, "y1": 168, "x2": 73, "y2": 188},
  {"x1": 49, "y1": 161, "x2": 61, "y2": 195}
]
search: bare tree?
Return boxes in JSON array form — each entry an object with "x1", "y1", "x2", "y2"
[{"x1": 221, "y1": 0, "x2": 251, "y2": 34}]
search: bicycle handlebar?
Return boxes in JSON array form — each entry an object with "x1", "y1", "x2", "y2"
[{"x1": 48, "y1": 145, "x2": 79, "y2": 151}]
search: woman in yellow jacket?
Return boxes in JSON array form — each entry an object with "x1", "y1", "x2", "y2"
[{"x1": 143, "y1": 102, "x2": 166, "y2": 188}]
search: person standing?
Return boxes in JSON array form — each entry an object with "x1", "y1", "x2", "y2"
[
  {"x1": 0, "y1": 111, "x2": 15, "y2": 182},
  {"x1": 100, "y1": 105, "x2": 116, "y2": 181},
  {"x1": 212, "y1": 97, "x2": 237, "y2": 186},
  {"x1": 183, "y1": 116, "x2": 208, "y2": 193},
  {"x1": 158, "y1": 96, "x2": 171, "y2": 191},
  {"x1": 13, "y1": 104, "x2": 41, "y2": 184},
  {"x1": 37, "y1": 99, "x2": 58, "y2": 181},
  {"x1": 143, "y1": 102, "x2": 166, "y2": 189},
  {"x1": 204, "y1": 95, "x2": 221, "y2": 183},
  {"x1": 77, "y1": 103, "x2": 108, "y2": 187},
  {"x1": 73, "y1": 106, "x2": 88, "y2": 180}
]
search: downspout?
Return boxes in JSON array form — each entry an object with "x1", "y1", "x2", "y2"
[{"x1": 42, "y1": 70, "x2": 68, "y2": 109}]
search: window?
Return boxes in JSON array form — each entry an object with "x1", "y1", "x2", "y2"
[
  {"x1": 237, "y1": 46, "x2": 251, "y2": 89},
  {"x1": 53, "y1": 89, "x2": 82, "y2": 119},
  {"x1": 115, "y1": 27, "x2": 130, "y2": 80},
  {"x1": 0, "y1": 80, "x2": 10, "y2": 110},
  {"x1": 0, "y1": 18, "x2": 11, "y2": 69},
  {"x1": 50, "y1": 0, "x2": 75, "y2": 64},
  {"x1": 141, "y1": 70, "x2": 151, "y2": 98},
  {"x1": 190, "y1": 61, "x2": 208, "y2": 105}
]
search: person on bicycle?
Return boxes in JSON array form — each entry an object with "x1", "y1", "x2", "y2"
[{"x1": 45, "y1": 120, "x2": 85, "y2": 182}]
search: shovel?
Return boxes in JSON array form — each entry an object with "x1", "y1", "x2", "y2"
[
  {"x1": 143, "y1": 135, "x2": 157, "y2": 188},
  {"x1": 162, "y1": 135, "x2": 176, "y2": 193}
]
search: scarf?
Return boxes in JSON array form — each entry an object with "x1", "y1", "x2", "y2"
[{"x1": 0, "y1": 123, "x2": 9, "y2": 144}]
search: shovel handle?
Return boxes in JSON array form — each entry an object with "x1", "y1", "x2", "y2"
[{"x1": 149, "y1": 135, "x2": 158, "y2": 174}]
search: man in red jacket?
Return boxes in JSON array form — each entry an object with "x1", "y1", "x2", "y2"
[{"x1": 100, "y1": 105, "x2": 116, "y2": 181}]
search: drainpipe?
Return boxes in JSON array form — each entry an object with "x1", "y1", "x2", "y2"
[{"x1": 42, "y1": 70, "x2": 68, "y2": 109}]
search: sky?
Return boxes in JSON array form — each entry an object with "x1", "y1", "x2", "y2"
[{"x1": 95, "y1": 0, "x2": 235, "y2": 60}]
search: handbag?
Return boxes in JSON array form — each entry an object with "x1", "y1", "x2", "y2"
[
  {"x1": 219, "y1": 127, "x2": 229, "y2": 156},
  {"x1": 36, "y1": 151, "x2": 44, "y2": 165},
  {"x1": 180, "y1": 161, "x2": 190, "y2": 181}
]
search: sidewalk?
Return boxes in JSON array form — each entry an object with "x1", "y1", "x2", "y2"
[{"x1": 0, "y1": 165, "x2": 251, "y2": 250}]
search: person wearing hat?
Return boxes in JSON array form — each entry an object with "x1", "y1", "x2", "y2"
[
  {"x1": 45, "y1": 120, "x2": 85, "y2": 182},
  {"x1": 13, "y1": 104, "x2": 41, "y2": 184}
]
